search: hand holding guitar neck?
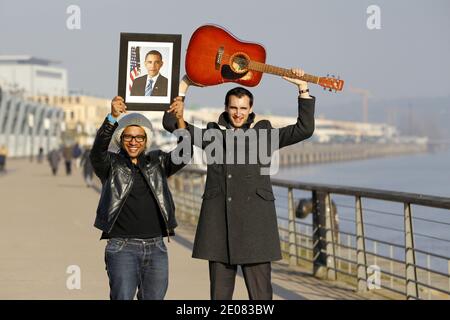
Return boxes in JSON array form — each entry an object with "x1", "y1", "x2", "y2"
[{"x1": 283, "y1": 68, "x2": 312, "y2": 99}]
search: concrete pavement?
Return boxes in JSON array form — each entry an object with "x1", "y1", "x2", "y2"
[{"x1": 0, "y1": 159, "x2": 377, "y2": 300}]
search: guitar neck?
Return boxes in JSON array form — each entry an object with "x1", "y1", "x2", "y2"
[{"x1": 248, "y1": 60, "x2": 320, "y2": 84}]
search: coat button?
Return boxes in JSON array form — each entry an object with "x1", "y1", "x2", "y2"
[
  {"x1": 228, "y1": 197, "x2": 232, "y2": 202},
  {"x1": 228, "y1": 174, "x2": 232, "y2": 179}
]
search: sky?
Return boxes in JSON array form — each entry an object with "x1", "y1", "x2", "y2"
[{"x1": 0, "y1": 0, "x2": 449, "y2": 118}]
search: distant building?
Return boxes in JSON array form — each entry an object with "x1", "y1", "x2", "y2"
[
  {"x1": 29, "y1": 95, "x2": 110, "y2": 146},
  {"x1": 166, "y1": 107, "x2": 401, "y2": 144},
  {"x1": 0, "y1": 55, "x2": 68, "y2": 97},
  {"x1": 0, "y1": 91, "x2": 64, "y2": 157}
]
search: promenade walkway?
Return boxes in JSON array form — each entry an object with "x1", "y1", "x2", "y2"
[{"x1": 0, "y1": 159, "x2": 383, "y2": 300}]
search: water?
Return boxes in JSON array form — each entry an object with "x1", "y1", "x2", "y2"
[
  {"x1": 273, "y1": 150, "x2": 450, "y2": 274},
  {"x1": 275, "y1": 149, "x2": 450, "y2": 197}
]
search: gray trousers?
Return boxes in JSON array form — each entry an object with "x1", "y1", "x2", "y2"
[{"x1": 208, "y1": 261, "x2": 272, "y2": 300}]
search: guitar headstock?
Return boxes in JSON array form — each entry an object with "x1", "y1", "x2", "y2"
[{"x1": 318, "y1": 75, "x2": 344, "y2": 92}]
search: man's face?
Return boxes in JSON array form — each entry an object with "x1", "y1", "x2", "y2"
[
  {"x1": 121, "y1": 126, "x2": 147, "y2": 160},
  {"x1": 225, "y1": 95, "x2": 253, "y2": 128},
  {"x1": 144, "y1": 54, "x2": 163, "y2": 77}
]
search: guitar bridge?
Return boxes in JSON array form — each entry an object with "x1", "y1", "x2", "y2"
[{"x1": 215, "y1": 46, "x2": 224, "y2": 70}]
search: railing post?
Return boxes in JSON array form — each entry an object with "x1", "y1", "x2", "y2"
[
  {"x1": 287, "y1": 187, "x2": 298, "y2": 267},
  {"x1": 325, "y1": 193, "x2": 337, "y2": 280},
  {"x1": 337, "y1": 233, "x2": 342, "y2": 271},
  {"x1": 427, "y1": 254, "x2": 431, "y2": 299},
  {"x1": 373, "y1": 241, "x2": 378, "y2": 267},
  {"x1": 448, "y1": 260, "x2": 450, "y2": 294},
  {"x1": 175, "y1": 175, "x2": 186, "y2": 221},
  {"x1": 170, "y1": 175, "x2": 177, "y2": 213},
  {"x1": 356, "y1": 196, "x2": 368, "y2": 292},
  {"x1": 312, "y1": 191, "x2": 327, "y2": 278},
  {"x1": 179, "y1": 173, "x2": 188, "y2": 221},
  {"x1": 347, "y1": 235, "x2": 352, "y2": 274},
  {"x1": 189, "y1": 176, "x2": 196, "y2": 225},
  {"x1": 404, "y1": 202, "x2": 419, "y2": 300},
  {"x1": 390, "y1": 245, "x2": 395, "y2": 289}
]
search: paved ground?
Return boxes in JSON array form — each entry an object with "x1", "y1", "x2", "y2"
[{"x1": 0, "y1": 159, "x2": 381, "y2": 300}]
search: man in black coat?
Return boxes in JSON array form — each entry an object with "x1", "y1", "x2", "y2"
[
  {"x1": 130, "y1": 50, "x2": 168, "y2": 96},
  {"x1": 163, "y1": 69, "x2": 315, "y2": 300}
]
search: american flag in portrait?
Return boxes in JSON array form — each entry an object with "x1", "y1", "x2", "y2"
[{"x1": 129, "y1": 46, "x2": 141, "y2": 93}]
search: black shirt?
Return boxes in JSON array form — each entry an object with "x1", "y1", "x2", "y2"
[{"x1": 101, "y1": 163, "x2": 166, "y2": 239}]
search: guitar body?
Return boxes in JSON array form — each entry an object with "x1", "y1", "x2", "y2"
[{"x1": 186, "y1": 25, "x2": 266, "y2": 87}]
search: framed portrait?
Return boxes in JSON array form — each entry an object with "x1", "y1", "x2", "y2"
[{"x1": 117, "y1": 32, "x2": 181, "y2": 111}]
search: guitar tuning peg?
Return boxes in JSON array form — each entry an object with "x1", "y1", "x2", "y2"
[
  {"x1": 327, "y1": 74, "x2": 330, "y2": 77},
  {"x1": 323, "y1": 87, "x2": 326, "y2": 91},
  {"x1": 329, "y1": 88, "x2": 332, "y2": 92},
  {"x1": 331, "y1": 74, "x2": 335, "y2": 78}
]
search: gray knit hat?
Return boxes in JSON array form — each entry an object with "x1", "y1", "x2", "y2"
[{"x1": 111, "y1": 113, "x2": 153, "y2": 150}]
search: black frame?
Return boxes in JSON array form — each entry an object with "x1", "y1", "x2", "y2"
[{"x1": 118, "y1": 32, "x2": 181, "y2": 111}]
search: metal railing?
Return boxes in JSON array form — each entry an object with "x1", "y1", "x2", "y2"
[{"x1": 169, "y1": 167, "x2": 450, "y2": 300}]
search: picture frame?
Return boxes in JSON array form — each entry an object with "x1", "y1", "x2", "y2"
[{"x1": 117, "y1": 32, "x2": 181, "y2": 111}]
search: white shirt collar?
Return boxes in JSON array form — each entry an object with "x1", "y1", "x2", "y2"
[{"x1": 147, "y1": 74, "x2": 159, "y2": 84}]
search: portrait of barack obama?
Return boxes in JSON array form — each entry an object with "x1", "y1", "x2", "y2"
[{"x1": 130, "y1": 50, "x2": 168, "y2": 97}]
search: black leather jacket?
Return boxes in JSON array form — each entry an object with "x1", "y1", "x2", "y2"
[{"x1": 90, "y1": 118, "x2": 188, "y2": 235}]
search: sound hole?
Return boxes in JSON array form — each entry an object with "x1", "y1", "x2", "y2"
[
  {"x1": 230, "y1": 53, "x2": 249, "y2": 74},
  {"x1": 221, "y1": 65, "x2": 248, "y2": 80}
]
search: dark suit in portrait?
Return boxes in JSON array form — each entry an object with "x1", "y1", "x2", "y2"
[{"x1": 130, "y1": 75, "x2": 168, "y2": 96}]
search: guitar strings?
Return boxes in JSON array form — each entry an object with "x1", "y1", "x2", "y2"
[{"x1": 203, "y1": 52, "x2": 340, "y2": 87}]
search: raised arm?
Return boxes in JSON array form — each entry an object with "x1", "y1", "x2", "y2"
[
  {"x1": 90, "y1": 96, "x2": 126, "y2": 181},
  {"x1": 278, "y1": 68, "x2": 315, "y2": 148},
  {"x1": 163, "y1": 75, "x2": 208, "y2": 149},
  {"x1": 162, "y1": 96, "x2": 192, "y2": 177}
]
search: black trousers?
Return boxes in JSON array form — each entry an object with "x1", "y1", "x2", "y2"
[
  {"x1": 65, "y1": 160, "x2": 72, "y2": 175},
  {"x1": 209, "y1": 261, "x2": 272, "y2": 300}
]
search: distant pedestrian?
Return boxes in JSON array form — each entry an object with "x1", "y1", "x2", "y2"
[
  {"x1": 80, "y1": 147, "x2": 94, "y2": 187},
  {"x1": 62, "y1": 145, "x2": 73, "y2": 175},
  {"x1": 0, "y1": 145, "x2": 8, "y2": 173},
  {"x1": 38, "y1": 147, "x2": 44, "y2": 163},
  {"x1": 73, "y1": 143, "x2": 82, "y2": 168},
  {"x1": 47, "y1": 149, "x2": 61, "y2": 176}
]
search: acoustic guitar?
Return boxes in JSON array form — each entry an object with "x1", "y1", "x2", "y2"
[{"x1": 185, "y1": 24, "x2": 344, "y2": 92}]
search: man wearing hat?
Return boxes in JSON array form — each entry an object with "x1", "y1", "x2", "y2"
[{"x1": 90, "y1": 96, "x2": 188, "y2": 300}]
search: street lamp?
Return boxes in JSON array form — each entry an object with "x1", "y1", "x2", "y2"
[{"x1": 27, "y1": 113, "x2": 34, "y2": 161}]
